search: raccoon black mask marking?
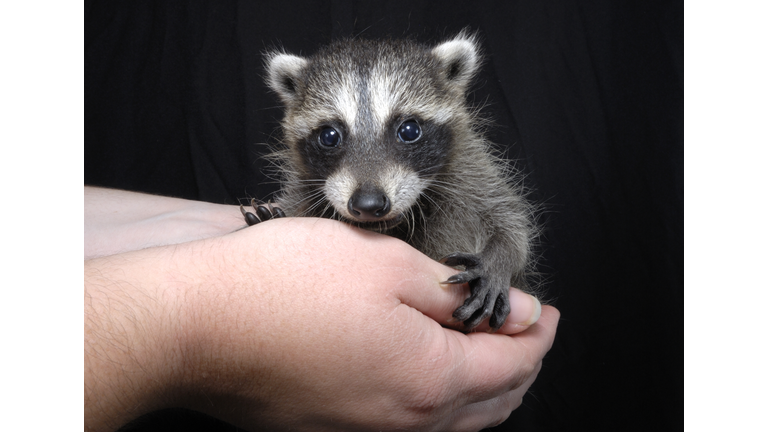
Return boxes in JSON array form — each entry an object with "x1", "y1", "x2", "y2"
[{"x1": 244, "y1": 31, "x2": 537, "y2": 331}]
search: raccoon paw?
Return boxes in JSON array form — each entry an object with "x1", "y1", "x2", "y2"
[
  {"x1": 440, "y1": 252, "x2": 511, "y2": 331},
  {"x1": 240, "y1": 199, "x2": 286, "y2": 226}
]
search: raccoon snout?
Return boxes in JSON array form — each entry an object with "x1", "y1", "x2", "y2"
[{"x1": 347, "y1": 188, "x2": 391, "y2": 221}]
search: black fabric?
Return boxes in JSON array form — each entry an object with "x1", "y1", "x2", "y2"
[{"x1": 86, "y1": 1, "x2": 683, "y2": 431}]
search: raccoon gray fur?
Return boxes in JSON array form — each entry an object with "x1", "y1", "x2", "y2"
[{"x1": 244, "y1": 31, "x2": 536, "y2": 331}]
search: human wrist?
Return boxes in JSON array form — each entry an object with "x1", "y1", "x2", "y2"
[
  {"x1": 166, "y1": 231, "x2": 278, "y2": 420},
  {"x1": 84, "y1": 246, "x2": 196, "y2": 431}
]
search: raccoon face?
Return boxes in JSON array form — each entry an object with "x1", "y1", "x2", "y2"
[
  {"x1": 314, "y1": 116, "x2": 452, "y2": 230},
  {"x1": 265, "y1": 32, "x2": 480, "y2": 231}
]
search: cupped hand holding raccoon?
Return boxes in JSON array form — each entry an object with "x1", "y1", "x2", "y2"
[{"x1": 85, "y1": 188, "x2": 559, "y2": 432}]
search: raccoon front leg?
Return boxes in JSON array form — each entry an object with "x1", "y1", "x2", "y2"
[
  {"x1": 441, "y1": 252, "x2": 511, "y2": 331},
  {"x1": 440, "y1": 233, "x2": 525, "y2": 331},
  {"x1": 240, "y1": 199, "x2": 286, "y2": 226}
]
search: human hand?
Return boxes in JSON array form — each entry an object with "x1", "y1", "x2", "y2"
[
  {"x1": 84, "y1": 186, "x2": 246, "y2": 259},
  {"x1": 85, "y1": 217, "x2": 559, "y2": 431}
]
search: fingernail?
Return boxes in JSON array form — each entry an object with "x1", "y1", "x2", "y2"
[{"x1": 507, "y1": 289, "x2": 542, "y2": 326}]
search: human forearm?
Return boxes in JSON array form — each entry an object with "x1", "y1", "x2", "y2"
[
  {"x1": 84, "y1": 186, "x2": 245, "y2": 259},
  {"x1": 84, "y1": 248, "x2": 189, "y2": 431}
]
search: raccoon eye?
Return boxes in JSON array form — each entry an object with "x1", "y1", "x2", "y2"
[
  {"x1": 318, "y1": 127, "x2": 341, "y2": 147},
  {"x1": 397, "y1": 120, "x2": 421, "y2": 143}
]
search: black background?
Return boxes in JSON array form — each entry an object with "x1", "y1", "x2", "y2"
[{"x1": 85, "y1": 1, "x2": 683, "y2": 431}]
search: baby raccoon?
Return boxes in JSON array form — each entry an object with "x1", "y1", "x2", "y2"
[{"x1": 243, "y1": 31, "x2": 536, "y2": 330}]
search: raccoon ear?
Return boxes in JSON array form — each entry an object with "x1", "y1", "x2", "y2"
[
  {"x1": 265, "y1": 52, "x2": 308, "y2": 106},
  {"x1": 431, "y1": 32, "x2": 481, "y2": 94}
]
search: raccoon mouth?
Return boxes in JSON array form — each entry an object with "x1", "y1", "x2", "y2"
[{"x1": 344, "y1": 213, "x2": 406, "y2": 232}]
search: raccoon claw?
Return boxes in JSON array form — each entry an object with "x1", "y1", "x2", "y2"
[
  {"x1": 241, "y1": 199, "x2": 285, "y2": 226},
  {"x1": 440, "y1": 252, "x2": 510, "y2": 331},
  {"x1": 443, "y1": 272, "x2": 474, "y2": 285},
  {"x1": 241, "y1": 207, "x2": 261, "y2": 226}
]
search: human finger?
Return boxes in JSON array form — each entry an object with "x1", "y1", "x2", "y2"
[
  {"x1": 450, "y1": 306, "x2": 559, "y2": 405},
  {"x1": 464, "y1": 288, "x2": 542, "y2": 334},
  {"x1": 392, "y1": 253, "x2": 542, "y2": 331},
  {"x1": 447, "y1": 361, "x2": 543, "y2": 431}
]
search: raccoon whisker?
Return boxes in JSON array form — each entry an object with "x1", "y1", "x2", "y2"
[
  {"x1": 426, "y1": 178, "x2": 503, "y2": 206},
  {"x1": 283, "y1": 188, "x2": 327, "y2": 216},
  {"x1": 322, "y1": 201, "x2": 340, "y2": 221},
  {"x1": 302, "y1": 194, "x2": 331, "y2": 217},
  {"x1": 422, "y1": 181, "x2": 482, "y2": 211},
  {"x1": 305, "y1": 195, "x2": 333, "y2": 218},
  {"x1": 408, "y1": 199, "x2": 428, "y2": 244},
  {"x1": 415, "y1": 200, "x2": 436, "y2": 247},
  {"x1": 404, "y1": 206, "x2": 416, "y2": 244},
  {"x1": 416, "y1": 197, "x2": 429, "y2": 233},
  {"x1": 287, "y1": 187, "x2": 326, "y2": 206},
  {"x1": 288, "y1": 179, "x2": 328, "y2": 185},
  {"x1": 418, "y1": 190, "x2": 452, "y2": 223}
]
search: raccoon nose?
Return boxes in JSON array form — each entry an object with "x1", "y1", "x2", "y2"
[{"x1": 348, "y1": 189, "x2": 391, "y2": 220}]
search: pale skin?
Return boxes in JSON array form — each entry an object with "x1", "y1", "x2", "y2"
[{"x1": 84, "y1": 187, "x2": 560, "y2": 432}]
